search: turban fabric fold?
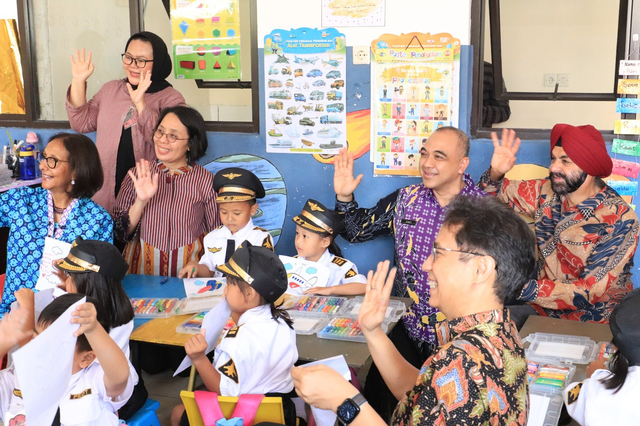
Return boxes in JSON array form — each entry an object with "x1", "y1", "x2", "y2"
[{"x1": 550, "y1": 124, "x2": 612, "y2": 177}]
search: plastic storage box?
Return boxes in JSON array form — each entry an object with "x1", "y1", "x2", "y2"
[
  {"x1": 176, "y1": 312, "x2": 206, "y2": 334},
  {"x1": 339, "y1": 297, "x2": 405, "y2": 321},
  {"x1": 287, "y1": 296, "x2": 347, "y2": 317},
  {"x1": 317, "y1": 317, "x2": 388, "y2": 343},
  {"x1": 130, "y1": 297, "x2": 178, "y2": 318},
  {"x1": 291, "y1": 317, "x2": 328, "y2": 335}
]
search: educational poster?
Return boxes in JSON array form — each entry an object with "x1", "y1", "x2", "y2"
[
  {"x1": 171, "y1": 0, "x2": 241, "y2": 80},
  {"x1": 321, "y1": 0, "x2": 385, "y2": 27},
  {"x1": 279, "y1": 255, "x2": 330, "y2": 295},
  {"x1": 615, "y1": 119, "x2": 640, "y2": 135},
  {"x1": 370, "y1": 32, "x2": 460, "y2": 176},
  {"x1": 264, "y1": 27, "x2": 347, "y2": 155}
]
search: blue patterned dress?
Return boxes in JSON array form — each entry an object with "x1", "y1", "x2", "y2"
[{"x1": 0, "y1": 187, "x2": 113, "y2": 314}]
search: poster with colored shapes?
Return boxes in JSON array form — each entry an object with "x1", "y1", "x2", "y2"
[
  {"x1": 617, "y1": 79, "x2": 640, "y2": 95},
  {"x1": 615, "y1": 120, "x2": 640, "y2": 135},
  {"x1": 171, "y1": 0, "x2": 240, "y2": 79},
  {"x1": 370, "y1": 32, "x2": 460, "y2": 176},
  {"x1": 608, "y1": 180, "x2": 638, "y2": 196},
  {"x1": 264, "y1": 28, "x2": 347, "y2": 155},
  {"x1": 616, "y1": 98, "x2": 640, "y2": 114},
  {"x1": 321, "y1": 0, "x2": 385, "y2": 27},
  {"x1": 612, "y1": 138, "x2": 640, "y2": 156}
]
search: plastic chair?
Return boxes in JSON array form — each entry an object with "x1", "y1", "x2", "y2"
[
  {"x1": 124, "y1": 398, "x2": 161, "y2": 426},
  {"x1": 180, "y1": 391, "x2": 285, "y2": 426}
]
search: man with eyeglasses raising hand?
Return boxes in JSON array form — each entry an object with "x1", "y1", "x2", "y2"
[{"x1": 66, "y1": 31, "x2": 185, "y2": 214}]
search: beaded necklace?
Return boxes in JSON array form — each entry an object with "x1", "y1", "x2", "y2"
[{"x1": 47, "y1": 191, "x2": 78, "y2": 239}]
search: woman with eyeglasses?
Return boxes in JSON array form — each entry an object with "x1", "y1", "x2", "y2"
[
  {"x1": 66, "y1": 31, "x2": 185, "y2": 214},
  {"x1": 0, "y1": 133, "x2": 113, "y2": 315},
  {"x1": 113, "y1": 106, "x2": 220, "y2": 276}
]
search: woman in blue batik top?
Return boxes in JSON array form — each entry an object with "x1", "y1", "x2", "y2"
[{"x1": 0, "y1": 133, "x2": 113, "y2": 314}]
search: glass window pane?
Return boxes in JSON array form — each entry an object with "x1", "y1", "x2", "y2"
[
  {"x1": 32, "y1": 0, "x2": 130, "y2": 121},
  {"x1": 143, "y1": 0, "x2": 253, "y2": 122}
]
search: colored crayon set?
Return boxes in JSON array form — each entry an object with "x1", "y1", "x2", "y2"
[
  {"x1": 289, "y1": 296, "x2": 346, "y2": 315},
  {"x1": 531, "y1": 364, "x2": 571, "y2": 390},
  {"x1": 596, "y1": 341, "x2": 617, "y2": 360},
  {"x1": 130, "y1": 298, "x2": 179, "y2": 318},
  {"x1": 317, "y1": 317, "x2": 389, "y2": 343}
]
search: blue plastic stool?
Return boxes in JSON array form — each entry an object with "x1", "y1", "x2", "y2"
[{"x1": 124, "y1": 399, "x2": 161, "y2": 426}]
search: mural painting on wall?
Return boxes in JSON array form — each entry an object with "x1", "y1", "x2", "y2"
[
  {"x1": 203, "y1": 154, "x2": 286, "y2": 245},
  {"x1": 171, "y1": 0, "x2": 241, "y2": 80},
  {"x1": 264, "y1": 27, "x2": 347, "y2": 155},
  {"x1": 370, "y1": 32, "x2": 460, "y2": 177},
  {"x1": 321, "y1": 0, "x2": 385, "y2": 27}
]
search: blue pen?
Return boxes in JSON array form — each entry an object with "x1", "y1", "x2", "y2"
[{"x1": 160, "y1": 277, "x2": 169, "y2": 285}]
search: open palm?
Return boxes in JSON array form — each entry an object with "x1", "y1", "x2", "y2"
[
  {"x1": 129, "y1": 159, "x2": 159, "y2": 203},
  {"x1": 490, "y1": 129, "x2": 521, "y2": 177},
  {"x1": 70, "y1": 48, "x2": 95, "y2": 82},
  {"x1": 334, "y1": 148, "x2": 363, "y2": 200},
  {"x1": 359, "y1": 261, "x2": 396, "y2": 334}
]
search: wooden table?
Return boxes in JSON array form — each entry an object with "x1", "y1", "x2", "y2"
[
  {"x1": 124, "y1": 275, "x2": 409, "y2": 368},
  {"x1": 520, "y1": 315, "x2": 612, "y2": 426}
]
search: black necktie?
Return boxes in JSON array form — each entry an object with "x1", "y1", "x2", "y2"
[{"x1": 225, "y1": 239, "x2": 236, "y2": 263}]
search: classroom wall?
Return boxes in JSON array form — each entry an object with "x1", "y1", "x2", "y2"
[{"x1": 2, "y1": 0, "x2": 639, "y2": 286}]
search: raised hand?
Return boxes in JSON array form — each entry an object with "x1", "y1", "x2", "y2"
[
  {"x1": 128, "y1": 159, "x2": 159, "y2": 204},
  {"x1": 127, "y1": 70, "x2": 152, "y2": 113},
  {"x1": 490, "y1": 129, "x2": 521, "y2": 180},
  {"x1": 71, "y1": 302, "x2": 98, "y2": 337},
  {"x1": 70, "y1": 48, "x2": 95, "y2": 82},
  {"x1": 358, "y1": 261, "x2": 396, "y2": 335},
  {"x1": 334, "y1": 148, "x2": 363, "y2": 202},
  {"x1": 0, "y1": 308, "x2": 33, "y2": 349},
  {"x1": 185, "y1": 329, "x2": 208, "y2": 361}
]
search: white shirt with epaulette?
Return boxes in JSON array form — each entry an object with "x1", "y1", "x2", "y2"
[
  {"x1": 300, "y1": 249, "x2": 366, "y2": 287},
  {"x1": 0, "y1": 361, "x2": 134, "y2": 426},
  {"x1": 214, "y1": 304, "x2": 297, "y2": 396},
  {"x1": 200, "y1": 219, "x2": 274, "y2": 277}
]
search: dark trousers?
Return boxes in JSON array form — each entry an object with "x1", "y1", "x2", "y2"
[
  {"x1": 363, "y1": 319, "x2": 433, "y2": 422},
  {"x1": 506, "y1": 304, "x2": 539, "y2": 330}
]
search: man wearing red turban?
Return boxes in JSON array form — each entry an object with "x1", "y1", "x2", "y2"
[{"x1": 480, "y1": 124, "x2": 639, "y2": 328}]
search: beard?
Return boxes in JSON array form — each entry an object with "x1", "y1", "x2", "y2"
[{"x1": 550, "y1": 170, "x2": 588, "y2": 195}]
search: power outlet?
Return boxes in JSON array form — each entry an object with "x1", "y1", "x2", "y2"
[
  {"x1": 543, "y1": 74, "x2": 558, "y2": 87},
  {"x1": 353, "y1": 46, "x2": 370, "y2": 65},
  {"x1": 558, "y1": 74, "x2": 571, "y2": 87}
]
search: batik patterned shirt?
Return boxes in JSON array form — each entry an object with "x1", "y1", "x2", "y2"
[
  {"x1": 392, "y1": 309, "x2": 529, "y2": 426},
  {"x1": 480, "y1": 171, "x2": 639, "y2": 323},
  {"x1": 336, "y1": 175, "x2": 485, "y2": 346}
]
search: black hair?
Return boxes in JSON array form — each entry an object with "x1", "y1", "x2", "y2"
[
  {"x1": 317, "y1": 230, "x2": 343, "y2": 257},
  {"x1": 443, "y1": 195, "x2": 536, "y2": 302},
  {"x1": 156, "y1": 106, "x2": 208, "y2": 163},
  {"x1": 48, "y1": 133, "x2": 104, "y2": 199},
  {"x1": 600, "y1": 348, "x2": 631, "y2": 393},
  {"x1": 69, "y1": 272, "x2": 134, "y2": 331},
  {"x1": 38, "y1": 293, "x2": 110, "y2": 353},
  {"x1": 432, "y1": 126, "x2": 470, "y2": 157},
  {"x1": 225, "y1": 275, "x2": 293, "y2": 329}
]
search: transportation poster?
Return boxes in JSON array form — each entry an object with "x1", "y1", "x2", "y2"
[
  {"x1": 370, "y1": 32, "x2": 460, "y2": 176},
  {"x1": 264, "y1": 27, "x2": 347, "y2": 155},
  {"x1": 171, "y1": 0, "x2": 241, "y2": 80}
]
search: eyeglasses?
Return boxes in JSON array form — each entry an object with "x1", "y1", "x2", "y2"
[
  {"x1": 40, "y1": 155, "x2": 70, "y2": 169},
  {"x1": 154, "y1": 128, "x2": 189, "y2": 144},
  {"x1": 432, "y1": 242, "x2": 497, "y2": 268},
  {"x1": 121, "y1": 53, "x2": 153, "y2": 68}
]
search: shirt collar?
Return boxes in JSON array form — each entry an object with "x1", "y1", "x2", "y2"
[
  {"x1": 237, "y1": 304, "x2": 271, "y2": 325},
  {"x1": 422, "y1": 173, "x2": 477, "y2": 200},
  {"x1": 157, "y1": 160, "x2": 193, "y2": 175},
  {"x1": 230, "y1": 219, "x2": 255, "y2": 241},
  {"x1": 436, "y1": 309, "x2": 509, "y2": 346}
]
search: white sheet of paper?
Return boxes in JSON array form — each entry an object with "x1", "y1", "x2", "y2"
[
  {"x1": 526, "y1": 393, "x2": 550, "y2": 426},
  {"x1": 13, "y1": 296, "x2": 84, "y2": 426},
  {"x1": 534, "y1": 341, "x2": 585, "y2": 360},
  {"x1": 174, "y1": 299, "x2": 232, "y2": 376},
  {"x1": 292, "y1": 317, "x2": 323, "y2": 333},
  {"x1": 279, "y1": 255, "x2": 330, "y2": 296},
  {"x1": 183, "y1": 277, "x2": 226, "y2": 298},
  {"x1": 300, "y1": 356, "x2": 351, "y2": 426},
  {"x1": 35, "y1": 237, "x2": 72, "y2": 291}
]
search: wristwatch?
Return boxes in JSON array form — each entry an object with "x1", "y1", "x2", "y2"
[{"x1": 337, "y1": 393, "x2": 368, "y2": 425}]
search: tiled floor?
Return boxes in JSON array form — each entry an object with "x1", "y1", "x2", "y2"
[{"x1": 143, "y1": 370, "x2": 197, "y2": 426}]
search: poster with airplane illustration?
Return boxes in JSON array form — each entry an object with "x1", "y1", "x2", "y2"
[
  {"x1": 264, "y1": 27, "x2": 347, "y2": 155},
  {"x1": 279, "y1": 255, "x2": 330, "y2": 295}
]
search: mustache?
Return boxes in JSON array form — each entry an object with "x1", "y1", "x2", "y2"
[{"x1": 549, "y1": 171, "x2": 566, "y2": 180}]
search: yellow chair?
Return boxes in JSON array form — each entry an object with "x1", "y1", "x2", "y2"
[{"x1": 180, "y1": 391, "x2": 285, "y2": 426}]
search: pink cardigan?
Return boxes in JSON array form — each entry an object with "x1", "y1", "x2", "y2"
[{"x1": 66, "y1": 79, "x2": 185, "y2": 214}]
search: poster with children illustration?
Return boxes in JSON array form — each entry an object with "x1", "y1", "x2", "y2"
[
  {"x1": 171, "y1": 0, "x2": 241, "y2": 80},
  {"x1": 264, "y1": 27, "x2": 347, "y2": 155},
  {"x1": 371, "y1": 32, "x2": 460, "y2": 176}
]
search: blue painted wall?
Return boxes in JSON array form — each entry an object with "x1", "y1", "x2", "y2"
[{"x1": 3, "y1": 46, "x2": 639, "y2": 286}]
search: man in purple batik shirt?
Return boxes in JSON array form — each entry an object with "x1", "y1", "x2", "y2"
[{"x1": 334, "y1": 126, "x2": 485, "y2": 421}]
